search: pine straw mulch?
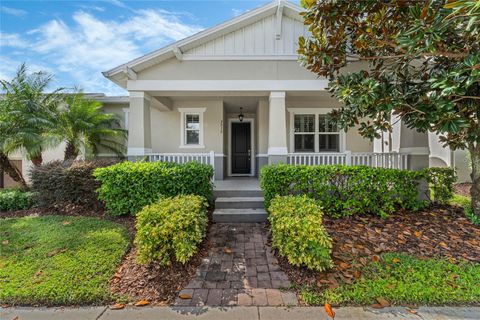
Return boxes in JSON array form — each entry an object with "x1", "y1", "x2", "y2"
[
  {"x1": 454, "y1": 182, "x2": 472, "y2": 198},
  {"x1": 273, "y1": 204, "x2": 480, "y2": 297},
  {"x1": 109, "y1": 212, "x2": 213, "y2": 305}
]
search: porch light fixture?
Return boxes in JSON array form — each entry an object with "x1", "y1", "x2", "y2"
[{"x1": 238, "y1": 107, "x2": 244, "y2": 122}]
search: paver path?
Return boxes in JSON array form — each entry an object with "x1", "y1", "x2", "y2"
[{"x1": 174, "y1": 223, "x2": 298, "y2": 307}]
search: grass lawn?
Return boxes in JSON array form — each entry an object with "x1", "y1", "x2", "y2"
[
  {"x1": 301, "y1": 253, "x2": 480, "y2": 306},
  {"x1": 0, "y1": 215, "x2": 129, "y2": 305}
]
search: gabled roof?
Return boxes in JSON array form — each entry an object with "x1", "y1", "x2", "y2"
[{"x1": 103, "y1": 0, "x2": 304, "y2": 88}]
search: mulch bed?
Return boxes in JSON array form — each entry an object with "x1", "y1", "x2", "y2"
[
  {"x1": 454, "y1": 182, "x2": 472, "y2": 198},
  {"x1": 109, "y1": 211, "x2": 213, "y2": 305},
  {"x1": 274, "y1": 205, "x2": 480, "y2": 298}
]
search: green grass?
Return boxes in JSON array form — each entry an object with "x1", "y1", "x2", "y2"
[
  {"x1": 450, "y1": 194, "x2": 480, "y2": 225},
  {"x1": 301, "y1": 253, "x2": 480, "y2": 306},
  {"x1": 0, "y1": 215, "x2": 130, "y2": 305}
]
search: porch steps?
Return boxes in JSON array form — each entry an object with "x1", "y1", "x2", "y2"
[
  {"x1": 212, "y1": 187, "x2": 267, "y2": 223},
  {"x1": 215, "y1": 197, "x2": 264, "y2": 209},
  {"x1": 212, "y1": 208, "x2": 268, "y2": 223}
]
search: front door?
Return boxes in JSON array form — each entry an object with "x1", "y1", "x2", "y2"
[{"x1": 231, "y1": 122, "x2": 251, "y2": 174}]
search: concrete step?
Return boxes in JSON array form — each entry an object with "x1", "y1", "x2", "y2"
[
  {"x1": 213, "y1": 189, "x2": 263, "y2": 198},
  {"x1": 212, "y1": 208, "x2": 268, "y2": 223},
  {"x1": 215, "y1": 197, "x2": 264, "y2": 209}
]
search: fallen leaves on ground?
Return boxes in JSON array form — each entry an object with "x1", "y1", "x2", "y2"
[
  {"x1": 179, "y1": 293, "x2": 192, "y2": 299},
  {"x1": 324, "y1": 303, "x2": 335, "y2": 318},
  {"x1": 223, "y1": 247, "x2": 232, "y2": 254},
  {"x1": 109, "y1": 303, "x2": 125, "y2": 310},
  {"x1": 376, "y1": 297, "x2": 390, "y2": 307},
  {"x1": 273, "y1": 205, "x2": 480, "y2": 305},
  {"x1": 134, "y1": 300, "x2": 150, "y2": 306}
]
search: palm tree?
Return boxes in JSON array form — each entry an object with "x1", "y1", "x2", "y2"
[
  {"x1": 0, "y1": 64, "x2": 63, "y2": 186},
  {"x1": 49, "y1": 92, "x2": 127, "y2": 160}
]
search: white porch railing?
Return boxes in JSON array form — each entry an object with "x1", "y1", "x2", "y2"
[
  {"x1": 147, "y1": 151, "x2": 215, "y2": 165},
  {"x1": 287, "y1": 152, "x2": 409, "y2": 170}
]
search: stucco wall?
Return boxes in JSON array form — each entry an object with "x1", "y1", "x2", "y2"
[{"x1": 150, "y1": 99, "x2": 224, "y2": 153}]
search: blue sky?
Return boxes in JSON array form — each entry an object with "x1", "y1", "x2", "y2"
[{"x1": 0, "y1": 0, "x2": 299, "y2": 95}]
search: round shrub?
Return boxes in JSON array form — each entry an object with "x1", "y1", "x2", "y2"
[
  {"x1": 135, "y1": 195, "x2": 208, "y2": 265},
  {"x1": 269, "y1": 195, "x2": 333, "y2": 272}
]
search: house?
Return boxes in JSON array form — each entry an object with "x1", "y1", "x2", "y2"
[
  {"x1": 102, "y1": 0, "x2": 437, "y2": 181},
  {"x1": 2, "y1": 0, "x2": 468, "y2": 187}
]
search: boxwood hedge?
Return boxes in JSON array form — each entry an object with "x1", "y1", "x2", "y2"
[
  {"x1": 135, "y1": 195, "x2": 208, "y2": 265},
  {"x1": 260, "y1": 164, "x2": 455, "y2": 218},
  {"x1": 94, "y1": 161, "x2": 213, "y2": 216}
]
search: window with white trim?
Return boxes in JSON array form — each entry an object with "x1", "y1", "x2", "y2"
[
  {"x1": 294, "y1": 114, "x2": 315, "y2": 152},
  {"x1": 318, "y1": 114, "x2": 340, "y2": 152},
  {"x1": 179, "y1": 108, "x2": 205, "y2": 148},
  {"x1": 290, "y1": 109, "x2": 343, "y2": 153},
  {"x1": 185, "y1": 114, "x2": 200, "y2": 145}
]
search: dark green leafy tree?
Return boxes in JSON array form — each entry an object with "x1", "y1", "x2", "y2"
[
  {"x1": 299, "y1": 0, "x2": 480, "y2": 218},
  {"x1": 48, "y1": 92, "x2": 127, "y2": 160}
]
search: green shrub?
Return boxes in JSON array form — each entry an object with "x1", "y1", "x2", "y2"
[
  {"x1": 0, "y1": 188, "x2": 37, "y2": 211},
  {"x1": 261, "y1": 164, "x2": 426, "y2": 218},
  {"x1": 424, "y1": 167, "x2": 457, "y2": 204},
  {"x1": 135, "y1": 195, "x2": 208, "y2": 265},
  {"x1": 94, "y1": 161, "x2": 214, "y2": 216},
  {"x1": 450, "y1": 194, "x2": 480, "y2": 225},
  {"x1": 30, "y1": 160, "x2": 117, "y2": 209},
  {"x1": 269, "y1": 195, "x2": 333, "y2": 271}
]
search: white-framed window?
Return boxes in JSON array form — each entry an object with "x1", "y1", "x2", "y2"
[
  {"x1": 179, "y1": 108, "x2": 205, "y2": 148},
  {"x1": 294, "y1": 114, "x2": 315, "y2": 152},
  {"x1": 289, "y1": 108, "x2": 345, "y2": 153}
]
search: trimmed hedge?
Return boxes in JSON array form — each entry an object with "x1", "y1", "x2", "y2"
[
  {"x1": 0, "y1": 188, "x2": 37, "y2": 211},
  {"x1": 30, "y1": 160, "x2": 117, "y2": 209},
  {"x1": 94, "y1": 161, "x2": 214, "y2": 216},
  {"x1": 425, "y1": 167, "x2": 457, "y2": 204},
  {"x1": 135, "y1": 195, "x2": 208, "y2": 265},
  {"x1": 261, "y1": 165, "x2": 456, "y2": 218},
  {"x1": 269, "y1": 195, "x2": 333, "y2": 271}
]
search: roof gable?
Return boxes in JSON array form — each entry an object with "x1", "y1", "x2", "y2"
[{"x1": 103, "y1": 1, "x2": 306, "y2": 87}]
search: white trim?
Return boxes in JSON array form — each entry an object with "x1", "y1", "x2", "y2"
[
  {"x1": 288, "y1": 108, "x2": 346, "y2": 153},
  {"x1": 275, "y1": 2, "x2": 284, "y2": 40},
  {"x1": 128, "y1": 148, "x2": 152, "y2": 156},
  {"x1": 267, "y1": 147, "x2": 288, "y2": 155},
  {"x1": 179, "y1": 108, "x2": 206, "y2": 148},
  {"x1": 172, "y1": 46, "x2": 183, "y2": 60},
  {"x1": 256, "y1": 154, "x2": 268, "y2": 157},
  {"x1": 127, "y1": 80, "x2": 329, "y2": 92},
  {"x1": 228, "y1": 118, "x2": 255, "y2": 177}
]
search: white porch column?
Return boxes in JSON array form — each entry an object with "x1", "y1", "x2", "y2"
[
  {"x1": 128, "y1": 92, "x2": 152, "y2": 157},
  {"x1": 268, "y1": 91, "x2": 288, "y2": 164}
]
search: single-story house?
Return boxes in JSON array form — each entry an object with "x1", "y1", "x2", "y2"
[{"x1": 1, "y1": 0, "x2": 469, "y2": 187}]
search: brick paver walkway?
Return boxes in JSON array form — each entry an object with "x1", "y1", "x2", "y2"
[{"x1": 174, "y1": 223, "x2": 298, "y2": 307}]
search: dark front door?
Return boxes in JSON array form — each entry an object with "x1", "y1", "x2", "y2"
[{"x1": 232, "y1": 122, "x2": 251, "y2": 174}]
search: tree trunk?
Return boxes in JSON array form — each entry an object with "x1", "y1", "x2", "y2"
[
  {"x1": 469, "y1": 144, "x2": 480, "y2": 219},
  {"x1": 64, "y1": 141, "x2": 79, "y2": 161},
  {"x1": 0, "y1": 151, "x2": 26, "y2": 187},
  {"x1": 30, "y1": 154, "x2": 43, "y2": 166}
]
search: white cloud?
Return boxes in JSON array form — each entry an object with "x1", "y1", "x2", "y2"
[
  {"x1": 9, "y1": 9, "x2": 203, "y2": 94},
  {"x1": 0, "y1": 32, "x2": 28, "y2": 47},
  {"x1": 0, "y1": 6, "x2": 27, "y2": 17},
  {"x1": 77, "y1": 5, "x2": 105, "y2": 12}
]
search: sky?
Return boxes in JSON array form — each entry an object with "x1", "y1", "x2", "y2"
[{"x1": 0, "y1": 0, "x2": 299, "y2": 95}]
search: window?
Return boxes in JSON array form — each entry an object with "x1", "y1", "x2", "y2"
[
  {"x1": 290, "y1": 109, "x2": 344, "y2": 153},
  {"x1": 294, "y1": 115, "x2": 315, "y2": 152},
  {"x1": 179, "y1": 108, "x2": 205, "y2": 148},
  {"x1": 185, "y1": 114, "x2": 200, "y2": 145},
  {"x1": 318, "y1": 115, "x2": 340, "y2": 152}
]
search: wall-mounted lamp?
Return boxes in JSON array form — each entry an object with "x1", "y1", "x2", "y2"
[{"x1": 238, "y1": 107, "x2": 244, "y2": 122}]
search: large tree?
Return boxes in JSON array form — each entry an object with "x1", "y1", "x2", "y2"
[
  {"x1": 299, "y1": 0, "x2": 480, "y2": 218},
  {"x1": 48, "y1": 92, "x2": 127, "y2": 160}
]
